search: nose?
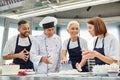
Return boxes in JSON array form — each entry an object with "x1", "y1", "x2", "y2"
[{"x1": 25, "y1": 28, "x2": 30, "y2": 32}]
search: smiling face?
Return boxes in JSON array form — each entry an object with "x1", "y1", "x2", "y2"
[
  {"x1": 67, "y1": 23, "x2": 79, "y2": 38},
  {"x1": 87, "y1": 23, "x2": 95, "y2": 37},
  {"x1": 18, "y1": 23, "x2": 30, "y2": 38}
]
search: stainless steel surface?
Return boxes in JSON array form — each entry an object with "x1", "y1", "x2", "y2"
[{"x1": 0, "y1": 73, "x2": 120, "y2": 80}]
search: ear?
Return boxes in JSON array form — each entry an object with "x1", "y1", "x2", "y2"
[
  {"x1": 67, "y1": 29, "x2": 69, "y2": 33},
  {"x1": 18, "y1": 26, "x2": 20, "y2": 31}
]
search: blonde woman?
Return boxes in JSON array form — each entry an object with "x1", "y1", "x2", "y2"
[{"x1": 61, "y1": 21, "x2": 89, "y2": 72}]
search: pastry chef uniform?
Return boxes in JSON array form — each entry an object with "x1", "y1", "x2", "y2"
[{"x1": 30, "y1": 16, "x2": 62, "y2": 74}]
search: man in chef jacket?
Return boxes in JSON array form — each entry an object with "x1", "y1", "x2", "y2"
[{"x1": 30, "y1": 16, "x2": 62, "y2": 74}]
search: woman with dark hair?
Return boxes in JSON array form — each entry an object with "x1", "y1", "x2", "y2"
[{"x1": 76, "y1": 17, "x2": 120, "y2": 71}]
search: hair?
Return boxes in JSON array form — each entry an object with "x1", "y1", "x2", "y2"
[
  {"x1": 87, "y1": 17, "x2": 107, "y2": 36},
  {"x1": 18, "y1": 20, "x2": 28, "y2": 26},
  {"x1": 67, "y1": 21, "x2": 80, "y2": 30}
]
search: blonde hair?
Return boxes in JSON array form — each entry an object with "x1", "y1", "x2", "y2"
[{"x1": 67, "y1": 21, "x2": 80, "y2": 30}]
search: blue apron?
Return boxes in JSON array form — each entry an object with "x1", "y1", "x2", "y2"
[
  {"x1": 13, "y1": 35, "x2": 34, "y2": 69},
  {"x1": 94, "y1": 37, "x2": 106, "y2": 65},
  {"x1": 67, "y1": 37, "x2": 89, "y2": 72}
]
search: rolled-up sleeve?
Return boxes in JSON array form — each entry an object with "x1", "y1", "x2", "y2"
[
  {"x1": 2, "y1": 38, "x2": 15, "y2": 56},
  {"x1": 62, "y1": 39, "x2": 68, "y2": 50},
  {"x1": 108, "y1": 38, "x2": 120, "y2": 61}
]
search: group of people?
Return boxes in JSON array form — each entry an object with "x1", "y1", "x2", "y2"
[{"x1": 2, "y1": 16, "x2": 120, "y2": 74}]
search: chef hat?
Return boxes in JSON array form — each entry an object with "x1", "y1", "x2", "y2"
[{"x1": 39, "y1": 16, "x2": 57, "y2": 29}]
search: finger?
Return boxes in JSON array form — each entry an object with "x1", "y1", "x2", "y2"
[
  {"x1": 76, "y1": 63, "x2": 78, "y2": 67},
  {"x1": 47, "y1": 55, "x2": 51, "y2": 58},
  {"x1": 21, "y1": 49, "x2": 27, "y2": 53},
  {"x1": 62, "y1": 61, "x2": 66, "y2": 64},
  {"x1": 46, "y1": 58, "x2": 52, "y2": 64},
  {"x1": 22, "y1": 58, "x2": 27, "y2": 62},
  {"x1": 81, "y1": 50, "x2": 86, "y2": 52},
  {"x1": 62, "y1": 60, "x2": 67, "y2": 64},
  {"x1": 48, "y1": 61, "x2": 52, "y2": 64},
  {"x1": 65, "y1": 60, "x2": 68, "y2": 64},
  {"x1": 24, "y1": 49, "x2": 29, "y2": 53}
]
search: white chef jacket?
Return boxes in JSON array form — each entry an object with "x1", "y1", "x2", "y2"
[{"x1": 30, "y1": 33, "x2": 62, "y2": 74}]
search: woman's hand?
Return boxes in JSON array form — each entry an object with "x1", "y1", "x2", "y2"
[
  {"x1": 61, "y1": 58, "x2": 68, "y2": 64},
  {"x1": 76, "y1": 63, "x2": 82, "y2": 72},
  {"x1": 82, "y1": 50, "x2": 97, "y2": 59}
]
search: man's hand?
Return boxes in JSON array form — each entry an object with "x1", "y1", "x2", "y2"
[
  {"x1": 41, "y1": 55, "x2": 52, "y2": 64},
  {"x1": 17, "y1": 49, "x2": 29, "y2": 61}
]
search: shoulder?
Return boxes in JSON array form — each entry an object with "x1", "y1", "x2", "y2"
[
  {"x1": 29, "y1": 35, "x2": 35, "y2": 40},
  {"x1": 79, "y1": 37, "x2": 87, "y2": 43},
  {"x1": 33, "y1": 34, "x2": 44, "y2": 40},
  {"x1": 53, "y1": 34, "x2": 61, "y2": 41},
  {"x1": 6, "y1": 35, "x2": 17, "y2": 43},
  {"x1": 63, "y1": 38, "x2": 70, "y2": 44},
  {"x1": 105, "y1": 33, "x2": 117, "y2": 41},
  {"x1": 53, "y1": 34, "x2": 60, "y2": 38}
]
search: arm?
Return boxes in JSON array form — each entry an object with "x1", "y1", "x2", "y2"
[
  {"x1": 94, "y1": 35, "x2": 119, "y2": 64},
  {"x1": 3, "y1": 53, "x2": 19, "y2": 60},
  {"x1": 61, "y1": 39, "x2": 69, "y2": 64},
  {"x1": 76, "y1": 50, "x2": 89, "y2": 71},
  {"x1": 2, "y1": 37, "x2": 25, "y2": 61},
  {"x1": 30, "y1": 37, "x2": 52, "y2": 65},
  {"x1": 76, "y1": 38, "x2": 89, "y2": 69},
  {"x1": 56, "y1": 38, "x2": 62, "y2": 72},
  {"x1": 30, "y1": 38, "x2": 42, "y2": 65},
  {"x1": 3, "y1": 49, "x2": 29, "y2": 61},
  {"x1": 94, "y1": 51, "x2": 118, "y2": 64},
  {"x1": 61, "y1": 50, "x2": 68, "y2": 64},
  {"x1": 82, "y1": 50, "x2": 117, "y2": 64}
]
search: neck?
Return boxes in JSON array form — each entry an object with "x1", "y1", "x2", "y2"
[
  {"x1": 97, "y1": 34, "x2": 106, "y2": 38},
  {"x1": 19, "y1": 34, "x2": 27, "y2": 38},
  {"x1": 71, "y1": 36, "x2": 78, "y2": 42}
]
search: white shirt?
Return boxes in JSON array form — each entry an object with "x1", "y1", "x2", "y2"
[
  {"x1": 30, "y1": 33, "x2": 62, "y2": 74},
  {"x1": 93, "y1": 34, "x2": 120, "y2": 61},
  {"x1": 2, "y1": 35, "x2": 35, "y2": 56},
  {"x1": 62, "y1": 37, "x2": 88, "y2": 50}
]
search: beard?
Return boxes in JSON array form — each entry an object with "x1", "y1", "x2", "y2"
[{"x1": 20, "y1": 31, "x2": 30, "y2": 38}]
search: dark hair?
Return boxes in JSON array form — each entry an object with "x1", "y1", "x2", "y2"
[
  {"x1": 87, "y1": 17, "x2": 107, "y2": 36},
  {"x1": 18, "y1": 20, "x2": 28, "y2": 26}
]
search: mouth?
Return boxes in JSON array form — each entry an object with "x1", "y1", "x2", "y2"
[{"x1": 24, "y1": 32, "x2": 30, "y2": 35}]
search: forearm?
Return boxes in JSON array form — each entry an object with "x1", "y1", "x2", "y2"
[
  {"x1": 95, "y1": 51, "x2": 118, "y2": 64},
  {"x1": 79, "y1": 58, "x2": 87, "y2": 67},
  {"x1": 2, "y1": 53, "x2": 19, "y2": 60},
  {"x1": 62, "y1": 50, "x2": 67, "y2": 59}
]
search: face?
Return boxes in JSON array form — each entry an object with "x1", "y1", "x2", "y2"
[
  {"x1": 67, "y1": 23, "x2": 79, "y2": 38},
  {"x1": 87, "y1": 23, "x2": 95, "y2": 37},
  {"x1": 18, "y1": 23, "x2": 30, "y2": 38},
  {"x1": 44, "y1": 27, "x2": 55, "y2": 37}
]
